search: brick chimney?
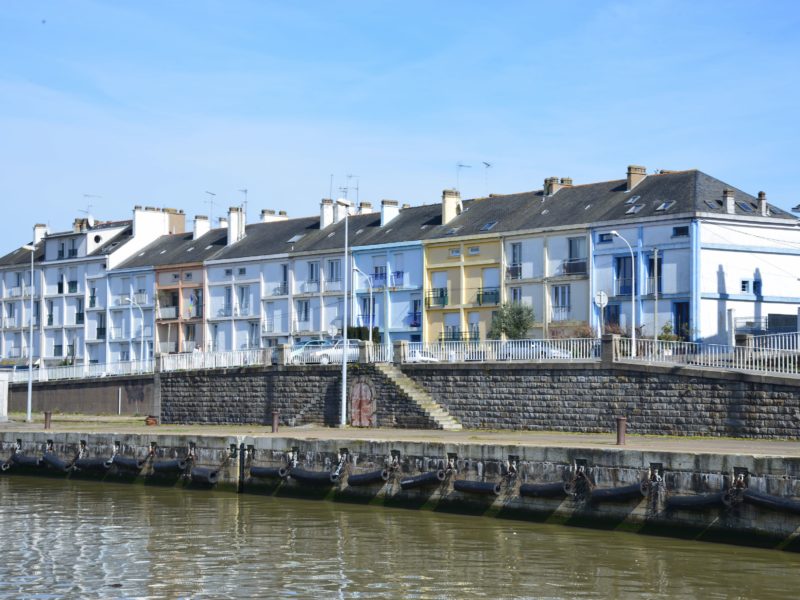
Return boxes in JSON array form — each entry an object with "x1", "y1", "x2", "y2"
[
  {"x1": 723, "y1": 189, "x2": 736, "y2": 214},
  {"x1": 442, "y1": 189, "x2": 462, "y2": 225},
  {"x1": 381, "y1": 199, "x2": 400, "y2": 227},
  {"x1": 227, "y1": 206, "x2": 246, "y2": 246},
  {"x1": 193, "y1": 215, "x2": 210, "y2": 240},
  {"x1": 626, "y1": 165, "x2": 647, "y2": 191},
  {"x1": 757, "y1": 191, "x2": 769, "y2": 217},
  {"x1": 320, "y1": 198, "x2": 334, "y2": 228},
  {"x1": 543, "y1": 177, "x2": 567, "y2": 196}
]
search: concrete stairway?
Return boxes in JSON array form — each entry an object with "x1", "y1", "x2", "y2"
[{"x1": 375, "y1": 364, "x2": 462, "y2": 431}]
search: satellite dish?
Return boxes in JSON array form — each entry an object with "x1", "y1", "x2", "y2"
[{"x1": 594, "y1": 291, "x2": 609, "y2": 309}]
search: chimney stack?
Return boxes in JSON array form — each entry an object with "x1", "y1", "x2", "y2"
[
  {"x1": 543, "y1": 177, "x2": 566, "y2": 196},
  {"x1": 227, "y1": 206, "x2": 246, "y2": 246},
  {"x1": 193, "y1": 215, "x2": 210, "y2": 240},
  {"x1": 380, "y1": 199, "x2": 400, "y2": 227},
  {"x1": 560, "y1": 177, "x2": 573, "y2": 187},
  {"x1": 218, "y1": 217, "x2": 228, "y2": 229},
  {"x1": 260, "y1": 209, "x2": 289, "y2": 223},
  {"x1": 442, "y1": 189, "x2": 462, "y2": 225},
  {"x1": 320, "y1": 198, "x2": 334, "y2": 228},
  {"x1": 723, "y1": 189, "x2": 736, "y2": 214},
  {"x1": 757, "y1": 191, "x2": 769, "y2": 217},
  {"x1": 334, "y1": 199, "x2": 351, "y2": 223},
  {"x1": 164, "y1": 208, "x2": 186, "y2": 234},
  {"x1": 33, "y1": 224, "x2": 48, "y2": 245},
  {"x1": 358, "y1": 201, "x2": 374, "y2": 214},
  {"x1": 626, "y1": 165, "x2": 647, "y2": 191}
]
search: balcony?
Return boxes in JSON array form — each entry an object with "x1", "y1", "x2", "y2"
[
  {"x1": 301, "y1": 280, "x2": 320, "y2": 294},
  {"x1": 57, "y1": 282, "x2": 64, "y2": 294},
  {"x1": 6, "y1": 347, "x2": 23, "y2": 358},
  {"x1": 54, "y1": 344, "x2": 63, "y2": 357},
  {"x1": 184, "y1": 305, "x2": 203, "y2": 319},
  {"x1": 159, "y1": 342, "x2": 177, "y2": 354},
  {"x1": 438, "y1": 329, "x2": 476, "y2": 342},
  {"x1": 57, "y1": 250, "x2": 65, "y2": 259},
  {"x1": 46, "y1": 314, "x2": 54, "y2": 326},
  {"x1": 425, "y1": 288, "x2": 448, "y2": 309},
  {"x1": 324, "y1": 279, "x2": 342, "y2": 293},
  {"x1": 110, "y1": 328, "x2": 129, "y2": 340},
  {"x1": 371, "y1": 271, "x2": 387, "y2": 288},
  {"x1": 407, "y1": 311, "x2": 422, "y2": 328},
  {"x1": 263, "y1": 317, "x2": 289, "y2": 334},
  {"x1": 75, "y1": 312, "x2": 85, "y2": 325},
  {"x1": 506, "y1": 265, "x2": 522, "y2": 280},
  {"x1": 615, "y1": 277, "x2": 633, "y2": 296},
  {"x1": 271, "y1": 283, "x2": 289, "y2": 296},
  {"x1": 644, "y1": 276, "x2": 662, "y2": 296},
  {"x1": 7, "y1": 286, "x2": 21, "y2": 298},
  {"x1": 293, "y1": 320, "x2": 312, "y2": 332},
  {"x1": 561, "y1": 258, "x2": 588, "y2": 276},
  {"x1": 158, "y1": 306, "x2": 178, "y2": 320},
  {"x1": 68, "y1": 249, "x2": 78, "y2": 258},
  {"x1": 551, "y1": 305, "x2": 571, "y2": 322},
  {"x1": 95, "y1": 327, "x2": 106, "y2": 340},
  {"x1": 475, "y1": 287, "x2": 500, "y2": 306},
  {"x1": 2, "y1": 317, "x2": 18, "y2": 329},
  {"x1": 89, "y1": 296, "x2": 97, "y2": 308},
  {"x1": 67, "y1": 281, "x2": 78, "y2": 294},
  {"x1": 390, "y1": 271, "x2": 406, "y2": 288},
  {"x1": 216, "y1": 306, "x2": 233, "y2": 318},
  {"x1": 134, "y1": 292, "x2": 149, "y2": 305},
  {"x1": 355, "y1": 314, "x2": 375, "y2": 327}
]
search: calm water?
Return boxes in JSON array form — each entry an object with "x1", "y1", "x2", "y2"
[{"x1": 0, "y1": 477, "x2": 798, "y2": 599}]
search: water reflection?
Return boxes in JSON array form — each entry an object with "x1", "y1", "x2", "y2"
[{"x1": 0, "y1": 477, "x2": 797, "y2": 599}]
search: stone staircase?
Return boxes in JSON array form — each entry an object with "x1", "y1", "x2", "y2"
[{"x1": 374, "y1": 364, "x2": 462, "y2": 431}]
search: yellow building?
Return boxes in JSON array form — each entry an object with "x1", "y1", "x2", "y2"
[{"x1": 422, "y1": 190, "x2": 504, "y2": 342}]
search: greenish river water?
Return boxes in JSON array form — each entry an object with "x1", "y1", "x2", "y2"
[{"x1": 0, "y1": 477, "x2": 797, "y2": 599}]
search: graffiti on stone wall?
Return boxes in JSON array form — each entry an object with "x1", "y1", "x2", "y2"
[{"x1": 349, "y1": 376, "x2": 376, "y2": 427}]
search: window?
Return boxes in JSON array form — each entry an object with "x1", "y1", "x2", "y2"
[
  {"x1": 672, "y1": 226, "x2": 689, "y2": 237},
  {"x1": 184, "y1": 272, "x2": 192, "y2": 280},
  {"x1": 551, "y1": 285, "x2": 570, "y2": 321},
  {"x1": 224, "y1": 287, "x2": 232, "y2": 315},
  {"x1": 740, "y1": 280, "x2": 751, "y2": 293},
  {"x1": 449, "y1": 248, "x2": 461, "y2": 257},
  {"x1": 625, "y1": 195, "x2": 641, "y2": 205},
  {"x1": 598, "y1": 233, "x2": 613, "y2": 243},
  {"x1": 172, "y1": 273, "x2": 180, "y2": 281},
  {"x1": 238, "y1": 268, "x2": 246, "y2": 276},
  {"x1": 287, "y1": 234, "x2": 304, "y2": 243},
  {"x1": 510, "y1": 242, "x2": 522, "y2": 265},
  {"x1": 297, "y1": 300, "x2": 310, "y2": 322},
  {"x1": 704, "y1": 199, "x2": 719, "y2": 210},
  {"x1": 308, "y1": 262, "x2": 319, "y2": 283},
  {"x1": 647, "y1": 253, "x2": 663, "y2": 295},
  {"x1": 604, "y1": 304, "x2": 620, "y2": 327},
  {"x1": 656, "y1": 200, "x2": 676, "y2": 211},
  {"x1": 248, "y1": 322, "x2": 259, "y2": 348},
  {"x1": 468, "y1": 246, "x2": 480, "y2": 255},
  {"x1": 511, "y1": 287, "x2": 522, "y2": 304},
  {"x1": 327, "y1": 259, "x2": 341, "y2": 282},
  {"x1": 237, "y1": 285, "x2": 250, "y2": 314},
  {"x1": 479, "y1": 221, "x2": 497, "y2": 232},
  {"x1": 736, "y1": 201, "x2": 754, "y2": 213},
  {"x1": 615, "y1": 256, "x2": 635, "y2": 295},
  {"x1": 68, "y1": 239, "x2": 78, "y2": 257},
  {"x1": 625, "y1": 205, "x2": 644, "y2": 215},
  {"x1": 225, "y1": 269, "x2": 233, "y2": 276},
  {"x1": 361, "y1": 296, "x2": 375, "y2": 321},
  {"x1": 753, "y1": 280, "x2": 762, "y2": 296},
  {"x1": 58, "y1": 242, "x2": 65, "y2": 259},
  {"x1": 566, "y1": 237, "x2": 587, "y2": 274}
]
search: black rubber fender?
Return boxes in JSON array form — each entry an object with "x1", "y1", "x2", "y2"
[
  {"x1": 289, "y1": 467, "x2": 339, "y2": 485},
  {"x1": 519, "y1": 481, "x2": 569, "y2": 498},
  {"x1": 742, "y1": 489, "x2": 800, "y2": 515},
  {"x1": 399, "y1": 469, "x2": 446, "y2": 490},
  {"x1": 10, "y1": 454, "x2": 43, "y2": 468},
  {"x1": 190, "y1": 467, "x2": 219, "y2": 485},
  {"x1": 42, "y1": 452, "x2": 72, "y2": 472},
  {"x1": 347, "y1": 469, "x2": 391, "y2": 487},
  {"x1": 109, "y1": 455, "x2": 146, "y2": 472},
  {"x1": 73, "y1": 457, "x2": 111, "y2": 473},
  {"x1": 453, "y1": 479, "x2": 502, "y2": 496},
  {"x1": 666, "y1": 492, "x2": 726, "y2": 510},
  {"x1": 152, "y1": 459, "x2": 189, "y2": 474},
  {"x1": 590, "y1": 483, "x2": 646, "y2": 503},
  {"x1": 249, "y1": 465, "x2": 289, "y2": 479}
]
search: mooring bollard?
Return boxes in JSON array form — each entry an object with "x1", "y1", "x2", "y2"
[
  {"x1": 271, "y1": 411, "x2": 279, "y2": 433},
  {"x1": 616, "y1": 416, "x2": 627, "y2": 445},
  {"x1": 43, "y1": 411, "x2": 52, "y2": 430}
]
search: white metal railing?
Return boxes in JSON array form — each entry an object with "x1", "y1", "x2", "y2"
[
  {"x1": 160, "y1": 349, "x2": 265, "y2": 372},
  {"x1": 10, "y1": 359, "x2": 154, "y2": 383},
  {"x1": 159, "y1": 342, "x2": 177, "y2": 353},
  {"x1": 324, "y1": 279, "x2": 343, "y2": 292},
  {"x1": 751, "y1": 331, "x2": 800, "y2": 352},
  {"x1": 158, "y1": 306, "x2": 178, "y2": 319},
  {"x1": 110, "y1": 327, "x2": 129, "y2": 340},
  {"x1": 620, "y1": 338, "x2": 800, "y2": 376},
  {"x1": 404, "y1": 338, "x2": 600, "y2": 363},
  {"x1": 368, "y1": 344, "x2": 394, "y2": 363}
]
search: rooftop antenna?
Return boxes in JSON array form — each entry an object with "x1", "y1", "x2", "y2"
[
  {"x1": 80, "y1": 194, "x2": 102, "y2": 224},
  {"x1": 204, "y1": 191, "x2": 217, "y2": 225},
  {"x1": 329, "y1": 174, "x2": 334, "y2": 200},
  {"x1": 482, "y1": 162, "x2": 492, "y2": 196},
  {"x1": 238, "y1": 188, "x2": 248, "y2": 222},
  {"x1": 347, "y1": 174, "x2": 360, "y2": 205},
  {"x1": 456, "y1": 163, "x2": 471, "y2": 190},
  {"x1": 338, "y1": 185, "x2": 349, "y2": 199}
]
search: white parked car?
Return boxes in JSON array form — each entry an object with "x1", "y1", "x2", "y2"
[
  {"x1": 499, "y1": 340, "x2": 572, "y2": 361},
  {"x1": 405, "y1": 349, "x2": 439, "y2": 363},
  {"x1": 288, "y1": 339, "x2": 333, "y2": 364},
  {"x1": 315, "y1": 339, "x2": 360, "y2": 364}
]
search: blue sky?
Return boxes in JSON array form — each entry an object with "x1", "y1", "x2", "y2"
[{"x1": 1, "y1": 1, "x2": 799, "y2": 242}]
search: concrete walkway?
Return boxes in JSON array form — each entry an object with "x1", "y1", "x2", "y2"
[{"x1": 3, "y1": 413, "x2": 799, "y2": 457}]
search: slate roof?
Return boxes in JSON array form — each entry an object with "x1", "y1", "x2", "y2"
[
  {"x1": 210, "y1": 217, "x2": 321, "y2": 260},
  {"x1": 89, "y1": 224, "x2": 134, "y2": 257},
  {"x1": 117, "y1": 227, "x2": 229, "y2": 269},
  {"x1": 0, "y1": 241, "x2": 44, "y2": 268},
  {"x1": 424, "y1": 170, "x2": 797, "y2": 241}
]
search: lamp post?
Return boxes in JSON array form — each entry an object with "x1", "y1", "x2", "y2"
[
  {"x1": 352, "y1": 266, "x2": 373, "y2": 344},
  {"x1": 21, "y1": 244, "x2": 35, "y2": 422},
  {"x1": 335, "y1": 199, "x2": 351, "y2": 427},
  {"x1": 610, "y1": 231, "x2": 636, "y2": 357},
  {"x1": 122, "y1": 296, "x2": 145, "y2": 367}
]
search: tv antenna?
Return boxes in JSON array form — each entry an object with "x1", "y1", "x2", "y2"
[
  {"x1": 81, "y1": 194, "x2": 102, "y2": 222},
  {"x1": 238, "y1": 188, "x2": 248, "y2": 222},
  {"x1": 482, "y1": 162, "x2": 492, "y2": 196},
  {"x1": 204, "y1": 191, "x2": 217, "y2": 225},
  {"x1": 347, "y1": 174, "x2": 359, "y2": 205},
  {"x1": 456, "y1": 163, "x2": 471, "y2": 190}
]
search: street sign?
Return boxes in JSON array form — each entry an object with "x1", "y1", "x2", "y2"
[{"x1": 594, "y1": 291, "x2": 609, "y2": 309}]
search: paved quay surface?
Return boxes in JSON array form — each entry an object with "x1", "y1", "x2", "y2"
[{"x1": 3, "y1": 413, "x2": 799, "y2": 457}]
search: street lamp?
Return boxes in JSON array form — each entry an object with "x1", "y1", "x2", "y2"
[
  {"x1": 610, "y1": 231, "x2": 636, "y2": 357},
  {"x1": 352, "y1": 266, "x2": 373, "y2": 344},
  {"x1": 121, "y1": 296, "x2": 145, "y2": 367},
  {"x1": 21, "y1": 244, "x2": 35, "y2": 422},
  {"x1": 335, "y1": 199, "x2": 351, "y2": 427}
]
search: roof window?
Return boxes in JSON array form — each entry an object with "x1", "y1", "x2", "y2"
[
  {"x1": 625, "y1": 205, "x2": 644, "y2": 215},
  {"x1": 479, "y1": 221, "x2": 497, "y2": 232},
  {"x1": 186, "y1": 247, "x2": 194, "y2": 252},
  {"x1": 703, "y1": 199, "x2": 719, "y2": 210},
  {"x1": 625, "y1": 195, "x2": 641, "y2": 205},
  {"x1": 287, "y1": 234, "x2": 304, "y2": 243},
  {"x1": 655, "y1": 200, "x2": 676, "y2": 211},
  {"x1": 737, "y1": 201, "x2": 754, "y2": 213}
]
